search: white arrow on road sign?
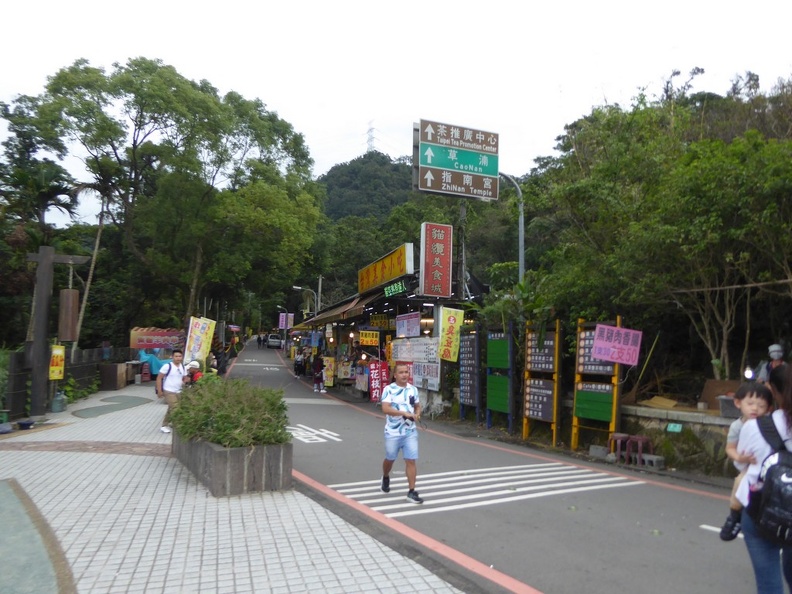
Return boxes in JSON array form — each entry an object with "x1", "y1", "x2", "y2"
[
  {"x1": 423, "y1": 169, "x2": 435, "y2": 187},
  {"x1": 423, "y1": 145, "x2": 434, "y2": 163},
  {"x1": 423, "y1": 121, "x2": 436, "y2": 141}
]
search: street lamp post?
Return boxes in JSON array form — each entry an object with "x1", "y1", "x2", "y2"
[
  {"x1": 499, "y1": 173, "x2": 524, "y2": 285},
  {"x1": 292, "y1": 285, "x2": 318, "y2": 318}
]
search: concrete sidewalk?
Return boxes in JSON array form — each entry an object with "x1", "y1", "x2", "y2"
[{"x1": 0, "y1": 383, "x2": 463, "y2": 594}]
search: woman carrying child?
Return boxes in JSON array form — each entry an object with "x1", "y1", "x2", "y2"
[{"x1": 734, "y1": 368, "x2": 792, "y2": 593}]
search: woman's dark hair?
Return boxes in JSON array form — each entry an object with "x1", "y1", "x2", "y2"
[
  {"x1": 768, "y1": 363, "x2": 788, "y2": 399},
  {"x1": 779, "y1": 365, "x2": 792, "y2": 430}
]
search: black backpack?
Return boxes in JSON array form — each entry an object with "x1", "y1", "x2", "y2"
[
  {"x1": 155, "y1": 363, "x2": 173, "y2": 395},
  {"x1": 750, "y1": 416, "x2": 792, "y2": 544}
]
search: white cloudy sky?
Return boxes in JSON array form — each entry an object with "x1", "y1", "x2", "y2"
[{"x1": 3, "y1": 1, "x2": 792, "y2": 225}]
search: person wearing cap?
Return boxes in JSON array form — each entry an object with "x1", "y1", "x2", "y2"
[
  {"x1": 185, "y1": 360, "x2": 204, "y2": 386},
  {"x1": 757, "y1": 344, "x2": 785, "y2": 383}
]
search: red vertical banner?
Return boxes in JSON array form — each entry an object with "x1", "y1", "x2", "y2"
[
  {"x1": 368, "y1": 361, "x2": 391, "y2": 402},
  {"x1": 419, "y1": 222, "x2": 453, "y2": 298}
]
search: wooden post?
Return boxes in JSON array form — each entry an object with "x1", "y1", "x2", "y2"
[{"x1": 27, "y1": 247, "x2": 89, "y2": 417}]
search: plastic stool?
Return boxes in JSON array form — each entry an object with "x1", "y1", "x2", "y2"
[
  {"x1": 608, "y1": 432, "x2": 630, "y2": 463},
  {"x1": 626, "y1": 435, "x2": 654, "y2": 465}
]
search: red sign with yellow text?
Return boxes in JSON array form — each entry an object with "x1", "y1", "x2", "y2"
[{"x1": 419, "y1": 222, "x2": 453, "y2": 298}]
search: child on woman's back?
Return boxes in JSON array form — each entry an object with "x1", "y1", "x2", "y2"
[{"x1": 719, "y1": 382, "x2": 774, "y2": 540}]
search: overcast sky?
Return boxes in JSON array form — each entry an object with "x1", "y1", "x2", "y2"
[{"x1": 3, "y1": 1, "x2": 792, "y2": 226}]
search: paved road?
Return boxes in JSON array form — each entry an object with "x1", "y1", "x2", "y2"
[{"x1": 231, "y1": 345, "x2": 753, "y2": 594}]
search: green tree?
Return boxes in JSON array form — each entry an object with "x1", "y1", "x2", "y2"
[
  {"x1": 321, "y1": 151, "x2": 412, "y2": 221},
  {"x1": 35, "y1": 57, "x2": 318, "y2": 323}
]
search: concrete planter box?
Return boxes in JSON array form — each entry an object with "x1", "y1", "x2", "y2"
[{"x1": 173, "y1": 431, "x2": 292, "y2": 497}]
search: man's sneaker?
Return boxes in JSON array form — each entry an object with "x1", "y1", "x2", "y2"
[
  {"x1": 160, "y1": 426, "x2": 172, "y2": 434},
  {"x1": 314, "y1": 388, "x2": 319, "y2": 392},
  {"x1": 380, "y1": 476, "x2": 390, "y2": 493},
  {"x1": 320, "y1": 389, "x2": 327, "y2": 393},
  {"x1": 406, "y1": 490, "x2": 424, "y2": 504},
  {"x1": 720, "y1": 512, "x2": 742, "y2": 541}
]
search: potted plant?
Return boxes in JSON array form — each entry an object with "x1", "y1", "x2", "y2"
[{"x1": 170, "y1": 376, "x2": 293, "y2": 496}]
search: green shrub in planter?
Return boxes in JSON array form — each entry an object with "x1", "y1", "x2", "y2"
[{"x1": 170, "y1": 376, "x2": 291, "y2": 448}]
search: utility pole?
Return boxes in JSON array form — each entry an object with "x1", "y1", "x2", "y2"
[{"x1": 500, "y1": 173, "x2": 524, "y2": 284}]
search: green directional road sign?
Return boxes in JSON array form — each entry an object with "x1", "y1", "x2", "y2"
[
  {"x1": 418, "y1": 143, "x2": 499, "y2": 177},
  {"x1": 414, "y1": 119, "x2": 500, "y2": 200}
]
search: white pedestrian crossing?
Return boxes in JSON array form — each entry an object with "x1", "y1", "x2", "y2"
[{"x1": 330, "y1": 463, "x2": 644, "y2": 518}]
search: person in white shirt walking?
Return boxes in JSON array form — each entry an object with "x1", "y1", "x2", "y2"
[
  {"x1": 380, "y1": 363, "x2": 423, "y2": 504},
  {"x1": 155, "y1": 349, "x2": 186, "y2": 433}
]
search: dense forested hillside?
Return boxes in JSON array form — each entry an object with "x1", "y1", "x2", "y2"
[{"x1": 320, "y1": 151, "x2": 412, "y2": 221}]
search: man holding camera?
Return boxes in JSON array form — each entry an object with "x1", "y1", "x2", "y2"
[{"x1": 379, "y1": 362, "x2": 424, "y2": 504}]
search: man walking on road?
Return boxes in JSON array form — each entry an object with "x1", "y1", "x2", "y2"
[
  {"x1": 156, "y1": 349, "x2": 186, "y2": 433},
  {"x1": 380, "y1": 363, "x2": 423, "y2": 504}
]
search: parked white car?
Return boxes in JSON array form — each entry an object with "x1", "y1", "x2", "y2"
[{"x1": 266, "y1": 334, "x2": 282, "y2": 349}]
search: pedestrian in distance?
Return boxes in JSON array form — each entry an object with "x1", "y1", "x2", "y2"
[
  {"x1": 757, "y1": 343, "x2": 785, "y2": 383},
  {"x1": 313, "y1": 352, "x2": 326, "y2": 393},
  {"x1": 734, "y1": 370, "x2": 792, "y2": 593},
  {"x1": 294, "y1": 350, "x2": 305, "y2": 378},
  {"x1": 380, "y1": 363, "x2": 423, "y2": 504},
  {"x1": 257, "y1": 334, "x2": 263, "y2": 349},
  {"x1": 155, "y1": 349, "x2": 186, "y2": 433},
  {"x1": 185, "y1": 360, "x2": 203, "y2": 386},
  {"x1": 719, "y1": 382, "x2": 773, "y2": 540}
]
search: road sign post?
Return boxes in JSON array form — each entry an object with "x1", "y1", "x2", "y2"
[{"x1": 414, "y1": 119, "x2": 499, "y2": 200}]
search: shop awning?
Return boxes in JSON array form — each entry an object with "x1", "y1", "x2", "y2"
[
  {"x1": 292, "y1": 297, "x2": 359, "y2": 330},
  {"x1": 293, "y1": 290, "x2": 385, "y2": 330},
  {"x1": 343, "y1": 292, "x2": 380, "y2": 319}
]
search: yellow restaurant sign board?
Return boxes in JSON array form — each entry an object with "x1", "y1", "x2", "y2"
[
  {"x1": 370, "y1": 314, "x2": 389, "y2": 328},
  {"x1": 185, "y1": 317, "x2": 217, "y2": 365},
  {"x1": 49, "y1": 344, "x2": 66, "y2": 380},
  {"x1": 439, "y1": 307, "x2": 464, "y2": 362},
  {"x1": 359, "y1": 330, "x2": 380, "y2": 346},
  {"x1": 358, "y1": 243, "x2": 414, "y2": 294}
]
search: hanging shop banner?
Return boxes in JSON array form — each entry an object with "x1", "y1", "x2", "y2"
[
  {"x1": 370, "y1": 314, "x2": 389, "y2": 328},
  {"x1": 413, "y1": 361, "x2": 440, "y2": 391},
  {"x1": 358, "y1": 243, "x2": 414, "y2": 293},
  {"x1": 185, "y1": 317, "x2": 217, "y2": 364},
  {"x1": 279, "y1": 313, "x2": 290, "y2": 330},
  {"x1": 49, "y1": 344, "x2": 66, "y2": 380},
  {"x1": 356, "y1": 366, "x2": 369, "y2": 391},
  {"x1": 391, "y1": 337, "x2": 438, "y2": 363},
  {"x1": 324, "y1": 357, "x2": 335, "y2": 388},
  {"x1": 439, "y1": 307, "x2": 463, "y2": 362},
  {"x1": 396, "y1": 312, "x2": 421, "y2": 338},
  {"x1": 368, "y1": 361, "x2": 390, "y2": 402},
  {"x1": 592, "y1": 323, "x2": 642, "y2": 366},
  {"x1": 337, "y1": 360, "x2": 354, "y2": 380},
  {"x1": 418, "y1": 222, "x2": 453, "y2": 298},
  {"x1": 359, "y1": 330, "x2": 379, "y2": 346},
  {"x1": 129, "y1": 327, "x2": 185, "y2": 349}
]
